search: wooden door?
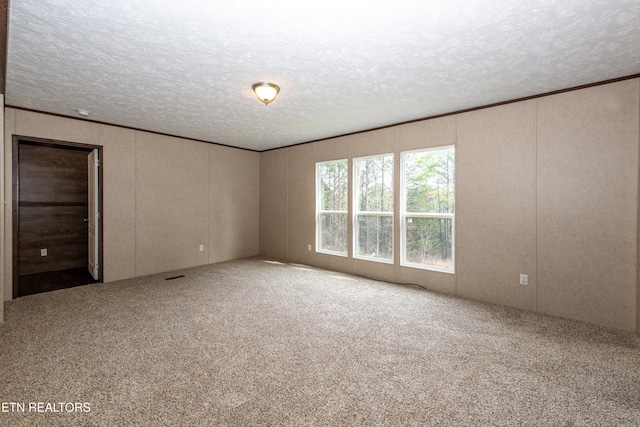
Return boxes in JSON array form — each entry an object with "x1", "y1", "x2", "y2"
[{"x1": 15, "y1": 141, "x2": 98, "y2": 297}]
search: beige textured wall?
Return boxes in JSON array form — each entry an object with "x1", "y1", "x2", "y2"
[
  {"x1": 3, "y1": 107, "x2": 14, "y2": 302},
  {"x1": 101, "y1": 125, "x2": 137, "y2": 282},
  {"x1": 286, "y1": 144, "x2": 315, "y2": 266},
  {"x1": 0, "y1": 95, "x2": 4, "y2": 322},
  {"x1": 537, "y1": 82, "x2": 639, "y2": 330},
  {"x1": 3, "y1": 109, "x2": 260, "y2": 301},
  {"x1": 135, "y1": 132, "x2": 210, "y2": 276},
  {"x1": 456, "y1": 101, "x2": 537, "y2": 312},
  {"x1": 209, "y1": 144, "x2": 259, "y2": 263},
  {"x1": 259, "y1": 149, "x2": 288, "y2": 260},
  {"x1": 259, "y1": 78, "x2": 640, "y2": 332}
]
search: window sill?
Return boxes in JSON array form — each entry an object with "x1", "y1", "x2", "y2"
[
  {"x1": 400, "y1": 262, "x2": 455, "y2": 274},
  {"x1": 354, "y1": 255, "x2": 394, "y2": 264},
  {"x1": 317, "y1": 249, "x2": 348, "y2": 257}
]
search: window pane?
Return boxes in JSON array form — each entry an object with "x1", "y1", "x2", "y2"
[
  {"x1": 319, "y1": 160, "x2": 348, "y2": 211},
  {"x1": 356, "y1": 215, "x2": 393, "y2": 260},
  {"x1": 404, "y1": 148, "x2": 454, "y2": 214},
  {"x1": 405, "y1": 217, "x2": 453, "y2": 269},
  {"x1": 319, "y1": 213, "x2": 348, "y2": 254},
  {"x1": 355, "y1": 155, "x2": 393, "y2": 212}
]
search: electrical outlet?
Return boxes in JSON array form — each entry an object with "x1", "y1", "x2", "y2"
[
  {"x1": 308, "y1": 244, "x2": 312, "y2": 251},
  {"x1": 41, "y1": 248, "x2": 47, "y2": 257},
  {"x1": 520, "y1": 274, "x2": 528, "y2": 286},
  {"x1": 199, "y1": 244, "x2": 204, "y2": 252}
]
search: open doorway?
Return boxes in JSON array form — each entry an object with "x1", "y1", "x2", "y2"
[{"x1": 12, "y1": 137, "x2": 103, "y2": 298}]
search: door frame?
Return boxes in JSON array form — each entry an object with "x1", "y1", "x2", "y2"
[{"x1": 12, "y1": 135, "x2": 104, "y2": 298}]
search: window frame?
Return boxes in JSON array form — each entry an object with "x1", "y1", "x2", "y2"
[
  {"x1": 352, "y1": 153, "x2": 394, "y2": 264},
  {"x1": 316, "y1": 159, "x2": 349, "y2": 257},
  {"x1": 400, "y1": 146, "x2": 455, "y2": 273}
]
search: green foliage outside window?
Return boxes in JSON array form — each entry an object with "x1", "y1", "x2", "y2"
[
  {"x1": 318, "y1": 160, "x2": 348, "y2": 254},
  {"x1": 403, "y1": 148, "x2": 455, "y2": 269},
  {"x1": 355, "y1": 155, "x2": 393, "y2": 260}
]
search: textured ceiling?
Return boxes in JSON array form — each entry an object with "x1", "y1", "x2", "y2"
[{"x1": 6, "y1": 0, "x2": 640, "y2": 151}]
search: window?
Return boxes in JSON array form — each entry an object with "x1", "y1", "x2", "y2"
[
  {"x1": 316, "y1": 159, "x2": 348, "y2": 256},
  {"x1": 353, "y1": 154, "x2": 393, "y2": 262},
  {"x1": 401, "y1": 147, "x2": 455, "y2": 272}
]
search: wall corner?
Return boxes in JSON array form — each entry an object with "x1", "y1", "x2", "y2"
[
  {"x1": 0, "y1": 95, "x2": 5, "y2": 322},
  {"x1": 637, "y1": 78, "x2": 640, "y2": 335}
]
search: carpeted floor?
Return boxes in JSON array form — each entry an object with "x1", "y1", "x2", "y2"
[{"x1": 1, "y1": 257, "x2": 639, "y2": 426}]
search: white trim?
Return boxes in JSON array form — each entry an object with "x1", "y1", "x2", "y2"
[
  {"x1": 403, "y1": 212, "x2": 454, "y2": 218},
  {"x1": 402, "y1": 261, "x2": 455, "y2": 274},
  {"x1": 353, "y1": 211, "x2": 393, "y2": 216},
  {"x1": 354, "y1": 253, "x2": 394, "y2": 264},
  {"x1": 318, "y1": 209, "x2": 348, "y2": 215},
  {"x1": 317, "y1": 248, "x2": 349, "y2": 258}
]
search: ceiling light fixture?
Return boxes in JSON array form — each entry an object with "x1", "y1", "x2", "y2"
[
  {"x1": 252, "y1": 82, "x2": 280, "y2": 106},
  {"x1": 76, "y1": 109, "x2": 90, "y2": 117}
]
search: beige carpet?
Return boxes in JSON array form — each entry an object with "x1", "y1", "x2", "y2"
[{"x1": 1, "y1": 257, "x2": 639, "y2": 426}]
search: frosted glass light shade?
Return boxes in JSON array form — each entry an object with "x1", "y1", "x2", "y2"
[{"x1": 252, "y1": 82, "x2": 280, "y2": 105}]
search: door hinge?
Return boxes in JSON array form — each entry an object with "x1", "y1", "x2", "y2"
[{"x1": 96, "y1": 160, "x2": 100, "y2": 167}]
